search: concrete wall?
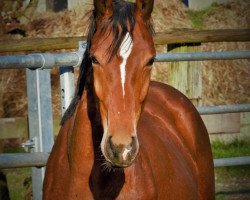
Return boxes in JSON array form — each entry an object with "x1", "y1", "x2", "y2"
[{"x1": 188, "y1": 0, "x2": 232, "y2": 10}]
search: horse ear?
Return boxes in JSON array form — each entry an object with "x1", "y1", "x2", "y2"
[
  {"x1": 136, "y1": 0, "x2": 154, "y2": 20},
  {"x1": 94, "y1": 0, "x2": 113, "y2": 19}
]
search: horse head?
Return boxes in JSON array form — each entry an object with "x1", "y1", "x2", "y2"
[{"x1": 90, "y1": 0, "x2": 155, "y2": 168}]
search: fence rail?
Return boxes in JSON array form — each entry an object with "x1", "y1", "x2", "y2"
[
  {"x1": 156, "y1": 51, "x2": 250, "y2": 62},
  {"x1": 197, "y1": 104, "x2": 250, "y2": 115},
  {"x1": 0, "y1": 52, "x2": 82, "y2": 69},
  {"x1": 0, "y1": 153, "x2": 49, "y2": 169},
  {"x1": 0, "y1": 29, "x2": 249, "y2": 53},
  {"x1": 1, "y1": 50, "x2": 250, "y2": 69},
  {"x1": 214, "y1": 157, "x2": 250, "y2": 167},
  {"x1": 0, "y1": 42, "x2": 250, "y2": 199},
  {"x1": 1, "y1": 153, "x2": 249, "y2": 169}
]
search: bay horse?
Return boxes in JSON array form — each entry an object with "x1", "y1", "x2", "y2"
[{"x1": 43, "y1": 0, "x2": 215, "y2": 199}]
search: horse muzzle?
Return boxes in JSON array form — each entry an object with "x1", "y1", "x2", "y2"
[{"x1": 103, "y1": 136, "x2": 139, "y2": 168}]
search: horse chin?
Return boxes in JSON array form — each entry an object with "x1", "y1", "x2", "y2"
[
  {"x1": 105, "y1": 157, "x2": 134, "y2": 169},
  {"x1": 101, "y1": 149, "x2": 137, "y2": 169},
  {"x1": 112, "y1": 163, "x2": 132, "y2": 169}
]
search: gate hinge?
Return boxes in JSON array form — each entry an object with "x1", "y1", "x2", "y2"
[{"x1": 21, "y1": 137, "x2": 38, "y2": 151}]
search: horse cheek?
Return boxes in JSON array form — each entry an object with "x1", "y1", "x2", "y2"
[
  {"x1": 139, "y1": 69, "x2": 151, "y2": 102},
  {"x1": 93, "y1": 69, "x2": 104, "y2": 101}
]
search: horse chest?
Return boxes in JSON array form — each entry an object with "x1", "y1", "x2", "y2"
[
  {"x1": 117, "y1": 159, "x2": 157, "y2": 200},
  {"x1": 88, "y1": 155, "x2": 157, "y2": 200}
]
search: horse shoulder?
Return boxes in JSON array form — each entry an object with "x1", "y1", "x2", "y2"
[
  {"x1": 145, "y1": 81, "x2": 212, "y2": 160},
  {"x1": 44, "y1": 93, "x2": 95, "y2": 200},
  {"x1": 43, "y1": 116, "x2": 72, "y2": 199},
  {"x1": 138, "y1": 81, "x2": 214, "y2": 199},
  {"x1": 67, "y1": 93, "x2": 95, "y2": 199}
]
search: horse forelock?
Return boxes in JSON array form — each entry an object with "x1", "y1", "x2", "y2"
[
  {"x1": 100, "y1": 1, "x2": 135, "y2": 60},
  {"x1": 99, "y1": 1, "x2": 154, "y2": 60},
  {"x1": 61, "y1": 0, "x2": 154, "y2": 125}
]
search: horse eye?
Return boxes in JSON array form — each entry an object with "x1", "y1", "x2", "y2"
[
  {"x1": 147, "y1": 58, "x2": 155, "y2": 66},
  {"x1": 91, "y1": 56, "x2": 100, "y2": 65}
]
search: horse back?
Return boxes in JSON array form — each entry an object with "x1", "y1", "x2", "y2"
[{"x1": 137, "y1": 81, "x2": 215, "y2": 199}]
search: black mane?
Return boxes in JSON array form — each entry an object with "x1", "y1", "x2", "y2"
[{"x1": 61, "y1": 0, "x2": 153, "y2": 125}]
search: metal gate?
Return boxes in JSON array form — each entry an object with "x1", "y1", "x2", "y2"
[{"x1": 0, "y1": 42, "x2": 250, "y2": 200}]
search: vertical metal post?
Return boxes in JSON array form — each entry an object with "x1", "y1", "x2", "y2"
[
  {"x1": 59, "y1": 41, "x2": 86, "y2": 116},
  {"x1": 26, "y1": 68, "x2": 54, "y2": 200},
  {"x1": 59, "y1": 66, "x2": 75, "y2": 115}
]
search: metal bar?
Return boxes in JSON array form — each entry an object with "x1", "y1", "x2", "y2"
[
  {"x1": 1, "y1": 153, "x2": 250, "y2": 169},
  {"x1": 26, "y1": 69, "x2": 54, "y2": 200},
  {"x1": 156, "y1": 51, "x2": 250, "y2": 62},
  {"x1": 214, "y1": 156, "x2": 250, "y2": 167},
  {"x1": 60, "y1": 66, "x2": 75, "y2": 115},
  {"x1": 197, "y1": 104, "x2": 250, "y2": 115},
  {"x1": 1, "y1": 50, "x2": 250, "y2": 69},
  {"x1": 0, "y1": 52, "x2": 82, "y2": 69},
  {"x1": 59, "y1": 41, "x2": 86, "y2": 115},
  {"x1": 0, "y1": 153, "x2": 49, "y2": 169}
]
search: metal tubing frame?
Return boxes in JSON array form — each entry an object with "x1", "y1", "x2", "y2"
[
  {"x1": 59, "y1": 41, "x2": 86, "y2": 116},
  {"x1": 197, "y1": 104, "x2": 250, "y2": 114},
  {"x1": 0, "y1": 43, "x2": 249, "y2": 198},
  {"x1": 156, "y1": 50, "x2": 250, "y2": 62},
  {"x1": 0, "y1": 52, "x2": 82, "y2": 69},
  {"x1": 59, "y1": 66, "x2": 75, "y2": 115},
  {"x1": 214, "y1": 156, "x2": 250, "y2": 167},
  {"x1": 26, "y1": 68, "x2": 54, "y2": 200},
  {"x1": 1, "y1": 153, "x2": 249, "y2": 169},
  {"x1": 0, "y1": 153, "x2": 49, "y2": 169},
  {"x1": 0, "y1": 50, "x2": 250, "y2": 69}
]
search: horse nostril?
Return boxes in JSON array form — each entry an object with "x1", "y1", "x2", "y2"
[
  {"x1": 105, "y1": 135, "x2": 138, "y2": 166},
  {"x1": 108, "y1": 136, "x2": 116, "y2": 153},
  {"x1": 107, "y1": 136, "x2": 124, "y2": 159},
  {"x1": 105, "y1": 136, "x2": 116, "y2": 159},
  {"x1": 108, "y1": 136, "x2": 134, "y2": 153}
]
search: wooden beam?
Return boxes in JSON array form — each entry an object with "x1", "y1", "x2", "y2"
[
  {"x1": 201, "y1": 113, "x2": 240, "y2": 134},
  {"x1": 0, "y1": 117, "x2": 61, "y2": 139},
  {"x1": 153, "y1": 28, "x2": 250, "y2": 45},
  {"x1": 0, "y1": 118, "x2": 28, "y2": 139},
  {"x1": 0, "y1": 37, "x2": 86, "y2": 53},
  {"x1": 0, "y1": 29, "x2": 249, "y2": 53}
]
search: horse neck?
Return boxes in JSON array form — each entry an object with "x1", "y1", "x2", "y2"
[{"x1": 85, "y1": 70, "x2": 103, "y2": 154}]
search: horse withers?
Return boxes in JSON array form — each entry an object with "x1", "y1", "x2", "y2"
[{"x1": 43, "y1": 0, "x2": 215, "y2": 199}]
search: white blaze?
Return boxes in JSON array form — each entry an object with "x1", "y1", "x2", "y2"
[
  {"x1": 122, "y1": 148, "x2": 131, "y2": 161},
  {"x1": 119, "y1": 32, "x2": 133, "y2": 97}
]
